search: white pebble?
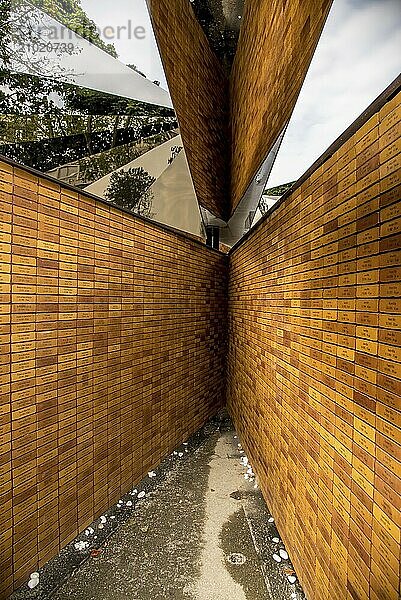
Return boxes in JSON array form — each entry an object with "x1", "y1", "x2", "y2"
[
  {"x1": 74, "y1": 541, "x2": 89, "y2": 551},
  {"x1": 272, "y1": 537, "x2": 280, "y2": 543},
  {"x1": 148, "y1": 471, "x2": 156, "y2": 478},
  {"x1": 291, "y1": 594, "x2": 297, "y2": 599},
  {"x1": 138, "y1": 491, "x2": 146, "y2": 499},
  {"x1": 28, "y1": 579, "x2": 39, "y2": 589},
  {"x1": 98, "y1": 524, "x2": 104, "y2": 530},
  {"x1": 183, "y1": 442, "x2": 188, "y2": 446},
  {"x1": 279, "y1": 549, "x2": 288, "y2": 560},
  {"x1": 273, "y1": 553, "x2": 281, "y2": 563},
  {"x1": 30, "y1": 572, "x2": 39, "y2": 580},
  {"x1": 288, "y1": 575, "x2": 297, "y2": 584},
  {"x1": 268, "y1": 517, "x2": 274, "y2": 523},
  {"x1": 126, "y1": 501, "x2": 133, "y2": 507},
  {"x1": 110, "y1": 515, "x2": 116, "y2": 519},
  {"x1": 244, "y1": 474, "x2": 249, "y2": 480},
  {"x1": 178, "y1": 452, "x2": 183, "y2": 457},
  {"x1": 100, "y1": 516, "x2": 107, "y2": 524}
]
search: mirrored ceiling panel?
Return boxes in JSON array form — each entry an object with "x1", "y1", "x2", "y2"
[
  {"x1": 0, "y1": 0, "x2": 208, "y2": 240},
  {"x1": 0, "y1": 77, "x2": 177, "y2": 173},
  {"x1": 149, "y1": 148, "x2": 205, "y2": 239},
  {"x1": 188, "y1": 0, "x2": 245, "y2": 72},
  {"x1": 1, "y1": 0, "x2": 172, "y2": 107},
  {"x1": 85, "y1": 134, "x2": 205, "y2": 240}
]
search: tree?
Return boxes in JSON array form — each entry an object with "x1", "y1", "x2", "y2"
[
  {"x1": 105, "y1": 167, "x2": 155, "y2": 217},
  {"x1": 264, "y1": 181, "x2": 296, "y2": 197},
  {"x1": 28, "y1": 0, "x2": 118, "y2": 58},
  {"x1": 0, "y1": 0, "x2": 176, "y2": 174},
  {"x1": 0, "y1": 0, "x2": 117, "y2": 80},
  {"x1": 259, "y1": 181, "x2": 296, "y2": 215}
]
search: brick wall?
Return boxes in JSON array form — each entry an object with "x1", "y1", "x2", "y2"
[
  {"x1": 227, "y1": 89, "x2": 401, "y2": 599},
  {"x1": 0, "y1": 163, "x2": 228, "y2": 598},
  {"x1": 146, "y1": 0, "x2": 230, "y2": 220},
  {"x1": 230, "y1": 0, "x2": 332, "y2": 214}
]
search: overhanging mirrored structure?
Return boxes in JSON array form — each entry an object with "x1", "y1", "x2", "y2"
[{"x1": 146, "y1": 0, "x2": 333, "y2": 223}]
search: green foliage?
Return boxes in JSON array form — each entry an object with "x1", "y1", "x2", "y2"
[
  {"x1": 105, "y1": 167, "x2": 155, "y2": 216},
  {"x1": 264, "y1": 181, "x2": 296, "y2": 196},
  {"x1": 79, "y1": 131, "x2": 174, "y2": 184},
  {"x1": 29, "y1": 0, "x2": 118, "y2": 57},
  {"x1": 63, "y1": 86, "x2": 174, "y2": 117},
  {"x1": 259, "y1": 181, "x2": 296, "y2": 215},
  {"x1": 0, "y1": 0, "x2": 176, "y2": 174}
]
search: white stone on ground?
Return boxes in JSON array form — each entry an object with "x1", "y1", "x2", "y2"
[{"x1": 74, "y1": 541, "x2": 89, "y2": 551}]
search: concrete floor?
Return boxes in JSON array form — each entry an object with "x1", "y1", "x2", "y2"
[{"x1": 16, "y1": 414, "x2": 304, "y2": 600}]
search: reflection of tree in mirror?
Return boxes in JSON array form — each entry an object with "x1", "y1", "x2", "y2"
[
  {"x1": 0, "y1": 0, "x2": 82, "y2": 79},
  {"x1": 127, "y1": 64, "x2": 146, "y2": 78},
  {"x1": 0, "y1": 116, "x2": 177, "y2": 171},
  {"x1": 0, "y1": 72, "x2": 66, "y2": 123},
  {"x1": 79, "y1": 130, "x2": 176, "y2": 186},
  {"x1": 263, "y1": 181, "x2": 295, "y2": 196},
  {"x1": 264, "y1": 181, "x2": 296, "y2": 197},
  {"x1": 0, "y1": 0, "x2": 117, "y2": 75},
  {"x1": 259, "y1": 182, "x2": 296, "y2": 215},
  {"x1": 0, "y1": 0, "x2": 177, "y2": 177},
  {"x1": 29, "y1": 0, "x2": 118, "y2": 57},
  {"x1": 0, "y1": 74, "x2": 177, "y2": 171},
  {"x1": 189, "y1": 0, "x2": 243, "y2": 71},
  {"x1": 105, "y1": 167, "x2": 155, "y2": 217}
]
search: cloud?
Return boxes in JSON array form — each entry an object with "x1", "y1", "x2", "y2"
[{"x1": 267, "y1": 0, "x2": 401, "y2": 188}]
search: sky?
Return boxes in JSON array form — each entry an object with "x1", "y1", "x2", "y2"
[
  {"x1": 80, "y1": 0, "x2": 168, "y2": 88},
  {"x1": 267, "y1": 0, "x2": 401, "y2": 187}
]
